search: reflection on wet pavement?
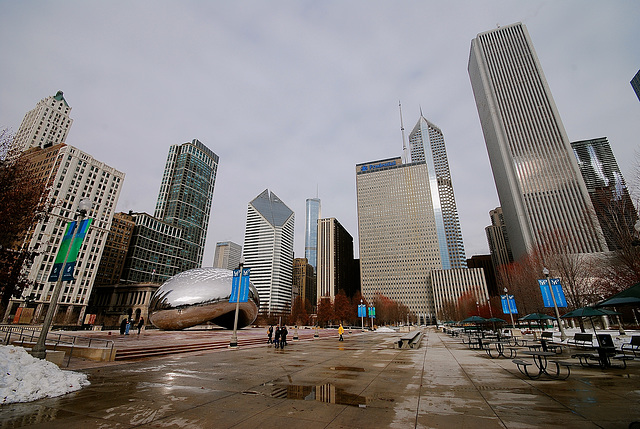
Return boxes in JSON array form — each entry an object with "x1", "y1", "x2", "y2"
[{"x1": 271, "y1": 383, "x2": 367, "y2": 407}]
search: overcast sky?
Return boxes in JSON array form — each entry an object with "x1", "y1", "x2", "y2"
[{"x1": 1, "y1": 1, "x2": 639, "y2": 265}]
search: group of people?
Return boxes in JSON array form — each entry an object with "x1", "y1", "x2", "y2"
[
  {"x1": 119, "y1": 317, "x2": 144, "y2": 335},
  {"x1": 267, "y1": 325, "x2": 288, "y2": 349}
]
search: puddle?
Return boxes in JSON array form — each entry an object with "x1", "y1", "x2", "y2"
[
  {"x1": 271, "y1": 383, "x2": 367, "y2": 407},
  {"x1": 331, "y1": 366, "x2": 365, "y2": 372}
]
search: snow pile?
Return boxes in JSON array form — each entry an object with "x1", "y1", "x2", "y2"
[
  {"x1": 1, "y1": 345, "x2": 90, "y2": 404},
  {"x1": 375, "y1": 326, "x2": 396, "y2": 333}
]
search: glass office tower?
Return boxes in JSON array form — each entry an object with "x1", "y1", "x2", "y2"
[
  {"x1": 305, "y1": 198, "x2": 321, "y2": 271},
  {"x1": 468, "y1": 22, "x2": 606, "y2": 259},
  {"x1": 155, "y1": 139, "x2": 218, "y2": 271},
  {"x1": 408, "y1": 115, "x2": 466, "y2": 269}
]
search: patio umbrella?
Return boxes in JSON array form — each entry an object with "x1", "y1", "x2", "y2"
[
  {"x1": 561, "y1": 307, "x2": 620, "y2": 335},
  {"x1": 594, "y1": 282, "x2": 640, "y2": 307},
  {"x1": 486, "y1": 317, "x2": 507, "y2": 323},
  {"x1": 519, "y1": 313, "x2": 556, "y2": 331},
  {"x1": 461, "y1": 316, "x2": 487, "y2": 323}
]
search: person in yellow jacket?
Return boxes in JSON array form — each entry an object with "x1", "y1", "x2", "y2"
[{"x1": 338, "y1": 324, "x2": 344, "y2": 341}]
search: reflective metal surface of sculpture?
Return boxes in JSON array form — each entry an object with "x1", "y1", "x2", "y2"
[{"x1": 148, "y1": 268, "x2": 260, "y2": 330}]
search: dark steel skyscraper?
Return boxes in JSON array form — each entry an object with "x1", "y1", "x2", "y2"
[
  {"x1": 468, "y1": 22, "x2": 606, "y2": 259},
  {"x1": 155, "y1": 139, "x2": 218, "y2": 271}
]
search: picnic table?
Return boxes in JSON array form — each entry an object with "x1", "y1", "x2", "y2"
[
  {"x1": 513, "y1": 350, "x2": 571, "y2": 379},
  {"x1": 484, "y1": 340, "x2": 516, "y2": 359},
  {"x1": 571, "y1": 334, "x2": 634, "y2": 369}
]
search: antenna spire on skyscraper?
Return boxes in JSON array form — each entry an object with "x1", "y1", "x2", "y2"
[{"x1": 399, "y1": 101, "x2": 408, "y2": 163}]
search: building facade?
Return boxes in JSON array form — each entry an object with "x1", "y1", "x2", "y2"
[
  {"x1": 485, "y1": 207, "x2": 514, "y2": 270},
  {"x1": 213, "y1": 241, "x2": 242, "y2": 270},
  {"x1": 3, "y1": 144, "x2": 124, "y2": 325},
  {"x1": 243, "y1": 189, "x2": 295, "y2": 315},
  {"x1": 304, "y1": 198, "x2": 321, "y2": 271},
  {"x1": 356, "y1": 157, "x2": 442, "y2": 324},
  {"x1": 94, "y1": 212, "x2": 135, "y2": 286},
  {"x1": 154, "y1": 139, "x2": 218, "y2": 272},
  {"x1": 316, "y1": 217, "x2": 357, "y2": 302},
  {"x1": 430, "y1": 268, "x2": 489, "y2": 323},
  {"x1": 408, "y1": 115, "x2": 467, "y2": 269},
  {"x1": 120, "y1": 212, "x2": 183, "y2": 284},
  {"x1": 571, "y1": 137, "x2": 638, "y2": 251},
  {"x1": 468, "y1": 22, "x2": 606, "y2": 260},
  {"x1": 11, "y1": 91, "x2": 73, "y2": 155},
  {"x1": 292, "y1": 258, "x2": 316, "y2": 308}
]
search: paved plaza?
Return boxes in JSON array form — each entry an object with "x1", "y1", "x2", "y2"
[{"x1": 2, "y1": 327, "x2": 640, "y2": 428}]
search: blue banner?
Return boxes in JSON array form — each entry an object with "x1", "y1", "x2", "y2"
[
  {"x1": 230, "y1": 268, "x2": 250, "y2": 303},
  {"x1": 538, "y1": 279, "x2": 567, "y2": 308},
  {"x1": 368, "y1": 306, "x2": 376, "y2": 318},
  {"x1": 358, "y1": 304, "x2": 366, "y2": 318},
  {"x1": 501, "y1": 295, "x2": 518, "y2": 314}
]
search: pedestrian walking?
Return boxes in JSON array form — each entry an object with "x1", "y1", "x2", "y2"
[
  {"x1": 338, "y1": 324, "x2": 344, "y2": 341},
  {"x1": 280, "y1": 325, "x2": 288, "y2": 349},
  {"x1": 137, "y1": 317, "x2": 144, "y2": 335},
  {"x1": 119, "y1": 317, "x2": 127, "y2": 335},
  {"x1": 267, "y1": 325, "x2": 273, "y2": 344},
  {"x1": 274, "y1": 325, "x2": 281, "y2": 348},
  {"x1": 124, "y1": 318, "x2": 131, "y2": 335}
]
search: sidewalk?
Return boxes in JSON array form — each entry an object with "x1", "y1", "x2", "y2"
[{"x1": 1, "y1": 328, "x2": 639, "y2": 428}]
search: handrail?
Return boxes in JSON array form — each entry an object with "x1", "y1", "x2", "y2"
[{"x1": 0, "y1": 325, "x2": 115, "y2": 367}]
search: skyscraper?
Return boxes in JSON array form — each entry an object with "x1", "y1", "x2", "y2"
[
  {"x1": 2, "y1": 144, "x2": 124, "y2": 325},
  {"x1": 11, "y1": 91, "x2": 73, "y2": 155},
  {"x1": 571, "y1": 137, "x2": 638, "y2": 251},
  {"x1": 468, "y1": 22, "x2": 606, "y2": 260},
  {"x1": 155, "y1": 139, "x2": 218, "y2": 272},
  {"x1": 316, "y1": 217, "x2": 356, "y2": 302},
  {"x1": 305, "y1": 198, "x2": 321, "y2": 271},
  {"x1": 356, "y1": 157, "x2": 442, "y2": 324},
  {"x1": 243, "y1": 189, "x2": 295, "y2": 315},
  {"x1": 485, "y1": 207, "x2": 514, "y2": 269},
  {"x1": 408, "y1": 115, "x2": 466, "y2": 269},
  {"x1": 213, "y1": 241, "x2": 242, "y2": 270},
  {"x1": 631, "y1": 69, "x2": 640, "y2": 102}
]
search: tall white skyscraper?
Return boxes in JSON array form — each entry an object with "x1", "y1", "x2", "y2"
[
  {"x1": 408, "y1": 115, "x2": 466, "y2": 269},
  {"x1": 356, "y1": 157, "x2": 442, "y2": 324},
  {"x1": 3, "y1": 144, "x2": 124, "y2": 325},
  {"x1": 305, "y1": 198, "x2": 321, "y2": 271},
  {"x1": 213, "y1": 241, "x2": 242, "y2": 270},
  {"x1": 243, "y1": 189, "x2": 295, "y2": 315},
  {"x1": 468, "y1": 22, "x2": 606, "y2": 260},
  {"x1": 11, "y1": 91, "x2": 73, "y2": 155}
]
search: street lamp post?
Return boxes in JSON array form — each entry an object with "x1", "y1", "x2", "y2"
[
  {"x1": 229, "y1": 260, "x2": 244, "y2": 348},
  {"x1": 504, "y1": 288, "x2": 515, "y2": 328},
  {"x1": 476, "y1": 301, "x2": 480, "y2": 316},
  {"x1": 543, "y1": 267, "x2": 567, "y2": 341},
  {"x1": 32, "y1": 198, "x2": 92, "y2": 359}
]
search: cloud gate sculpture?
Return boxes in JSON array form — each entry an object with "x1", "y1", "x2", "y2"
[{"x1": 148, "y1": 267, "x2": 260, "y2": 330}]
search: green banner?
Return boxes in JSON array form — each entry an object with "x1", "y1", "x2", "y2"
[{"x1": 48, "y1": 218, "x2": 93, "y2": 282}]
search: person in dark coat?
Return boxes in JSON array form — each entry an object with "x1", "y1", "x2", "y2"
[
  {"x1": 267, "y1": 325, "x2": 273, "y2": 344},
  {"x1": 274, "y1": 326, "x2": 281, "y2": 348},
  {"x1": 137, "y1": 317, "x2": 144, "y2": 335},
  {"x1": 280, "y1": 326, "x2": 288, "y2": 349},
  {"x1": 119, "y1": 317, "x2": 127, "y2": 335}
]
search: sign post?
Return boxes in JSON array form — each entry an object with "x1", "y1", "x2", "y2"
[
  {"x1": 501, "y1": 288, "x2": 517, "y2": 327},
  {"x1": 540, "y1": 268, "x2": 567, "y2": 341},
  {"x1": 358, "y1": 300, "x2": 366, "y2": 332}
]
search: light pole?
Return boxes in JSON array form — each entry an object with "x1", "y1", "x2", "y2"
[
  {"x1": 32, "y1": 198, "x2": 92, "y2": 359},
  {"x1": 229, "y1": 259, "x2": 244, "y2": 348},
  {"x1": 543, "y1": 267, "x2": 567, "y2": 341},
  {"x1": 504, "y1": 288, "x2": 515, "y2": 328},
  {"x1": 476, "y1": 301, "x2": 480, "y2": 316}
]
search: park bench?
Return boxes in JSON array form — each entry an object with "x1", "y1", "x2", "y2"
[
  {"x1": 572, "y1": 334, "x2": 633, "y2": 369},
  {"x1": 397, "y1": 330, "x2": 422, "y2": 349},
  {"x1": 567, "y1": 333, "x2": 594, "y2": 349},
  {"x1": 621, "y1": 335, "x2": 640, "y2": 357},
  {"x1": 540, "y1": 331, "x2": 563, "y2": 354}
]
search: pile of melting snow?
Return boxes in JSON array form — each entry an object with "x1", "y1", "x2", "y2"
[
  {"x1": 375, "y1": 326, "x2": 396, "y2": 332},
  {"x1": 1, "y1": 345, "x2": 90, "y2": 404}
]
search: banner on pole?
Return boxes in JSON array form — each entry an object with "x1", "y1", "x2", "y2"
[
  {"x1": 538, "y1": 279, "x2": 567, "y2": 308},
  {"x1": 230, "y1": 268, "x2": 250, "y2": 303},
  {"x1": 368, "y1": 306, "x2": 376, "y2": 318},
  {"x1": 358, "y1": 304, "x2": 366, "y2": 318},
  {"x1": 500, "y1": 295, "x2": 518, "y2": 314},
  {"x1": 48, "y1": 218, "x2": 93, "y2": 282}
]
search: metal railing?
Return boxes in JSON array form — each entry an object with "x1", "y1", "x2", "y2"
[{"x1": 0, "y1": 325, "x2": 115, "y2": 367}]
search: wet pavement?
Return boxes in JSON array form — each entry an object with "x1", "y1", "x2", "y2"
[{"x1": 2, "y1": 327, "x2": 640, "y2": 428}]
